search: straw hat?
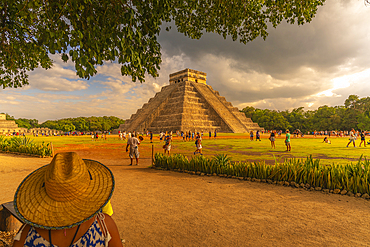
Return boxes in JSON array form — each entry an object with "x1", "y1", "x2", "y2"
[{"x1": 14, "y1": 152, "x2": 114, "y2": 230}]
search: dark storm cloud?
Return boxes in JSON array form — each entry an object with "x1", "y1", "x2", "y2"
[
  {"x1": 156, "y1": 0, "x2": 370, "y2": 110},
  {"x1": 159, "y1": 1, "x2": 365, "y2": 78}
]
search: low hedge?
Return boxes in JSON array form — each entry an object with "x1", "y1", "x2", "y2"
[
  {"x1": 154, "y1": 153, "x2": 370, "y2": 195},
  {"x1": 0, "y1": 136, "x2": 52, "y2": 157}
]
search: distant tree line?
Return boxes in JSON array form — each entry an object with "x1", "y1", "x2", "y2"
[
  {"x1": 241, "y1": 95, "x2": 370, "y2": 132},
  {"x1": 3, "y1": 114, "x2": 124, "y2": 132}
]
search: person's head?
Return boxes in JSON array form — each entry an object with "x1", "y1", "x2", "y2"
[
  {"x1": 286, "y1": 130, "x2": 290, "y2": 133},
  {"x1": 14, "y1": 152, "x2": 114, "y2": 230}
]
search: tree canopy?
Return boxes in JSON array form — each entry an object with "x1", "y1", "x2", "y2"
[
  {"x1": 40, "y1": 116, "x2": 125, "y2": 132},
  {"x1": 2, "y1": 113, "x2": 124, "y2": 131},
  {"x1": 1, "y1": 0, "x2": 325, "y2": 88}
]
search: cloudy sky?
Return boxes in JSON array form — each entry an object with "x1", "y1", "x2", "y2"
[{"x1": 1, "y1": 0, "x2": 370, "y2": 123}]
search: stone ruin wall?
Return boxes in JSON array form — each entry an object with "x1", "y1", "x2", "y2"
[
  {"x1": 169, "y1": 68, "x2": 207, "y2": 85},
  {"x1": 0, "y1": 114, "x2": 62, "y2": 135}
]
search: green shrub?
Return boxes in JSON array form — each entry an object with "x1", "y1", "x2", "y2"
[
  {"x1": 154, "y1": 153, "x2": 370, "y2": 195},
  {"x1": 0, "y1": 136, "x2": 52, "y2": 157}
]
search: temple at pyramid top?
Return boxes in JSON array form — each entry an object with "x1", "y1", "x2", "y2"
[
  {"x1": 114, "y1": 69, "x2": 263, "y2": 133},
  {"x1": 169, "y1": 68, "x2": 207, "y2": 85}
]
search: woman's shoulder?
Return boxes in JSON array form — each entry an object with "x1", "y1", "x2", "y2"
[{"x1": 100, "y1": 214, "x2": 123, "y2": 247}]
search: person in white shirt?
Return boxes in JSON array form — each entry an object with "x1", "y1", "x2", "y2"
[
  {"x1": 126, "y1": 133, "x2": 140, "y2": 165},
  {"x1": 346, "y1": 128, "x2": 356, "y2": 148}
]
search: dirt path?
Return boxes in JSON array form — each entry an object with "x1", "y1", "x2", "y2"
[{"x1": 1, "y1": 152, "x2": 370, "y2": 246}]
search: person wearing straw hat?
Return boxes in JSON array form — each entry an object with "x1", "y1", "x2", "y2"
[{"x1": 13, "y1": 152, "x2": 123, "y2": 247}]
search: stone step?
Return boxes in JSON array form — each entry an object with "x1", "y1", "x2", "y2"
[
  {"x1": 152, "y1": 118, "x2": 219, "y2": 126},
  {"x1": 167, "y1": 96, "x2": 206, "y2": 105},
  {"x1": 191, "y1": 82, "x2": 248, "y2": 133},
  {"x1": 149, "y1": 125, "x2": 221, "y2": 132},
  {"x1": 122, "y1": 83, "x2": 180, "y2": 131}
]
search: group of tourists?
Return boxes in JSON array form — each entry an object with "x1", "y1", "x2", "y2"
[
  {"x1": 251, "y1": 130, "x2": 290, "y2": 151},
  {"x1": 122, "y1": 127, "x2": 370, "y2": 167},
  {"x1": 251, "y1": 129, "x2": 291, "y2": 151},
  {"x1": 249, "y1": 130, "x2": 261, "y2": 141},
  {"x1": 159, "y1": 130, "x2": 204, "y2": 155},
  {"x1": 91, "y1": 132, "x2": 108, "y2": 141},
  {"x1": 121, "y1": 129, "x2": 209, "y2": 165},
  {"x1": 179, "y1": 130, "x2": 196, "y2": 141},
  {"x1": 345, "y1": 128, "x2": 369, "y2": 148},
  {"x1": 118, "y1": 131, "x2": 127, "y2": 140},
  {"x1": 319, "y1": 128, "x2": 369, "y2": 147},
  {"x1": 312, "y1": 130, "x2": 367, "y2": 138}
]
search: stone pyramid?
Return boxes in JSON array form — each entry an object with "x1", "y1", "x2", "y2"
[{"x1": 115, "y1": 69, "x2": 263, "y2": 133}]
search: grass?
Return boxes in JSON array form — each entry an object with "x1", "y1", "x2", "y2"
[
  {"x1": 165, "y1": 134, "x2": 369, "y2": 166},
  {"x1": 5, "y1": 133, "x2": 369, "y2": 166}
]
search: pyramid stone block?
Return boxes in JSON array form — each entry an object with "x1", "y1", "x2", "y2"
[{"x1": 115, "y1": 69, "x2": 263, "y2": 133}]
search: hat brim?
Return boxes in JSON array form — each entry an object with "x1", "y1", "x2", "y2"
[{"x1": 14, "y1": 159, "x2": 114, "y2": 230}]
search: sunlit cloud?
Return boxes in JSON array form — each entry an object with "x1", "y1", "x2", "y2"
[
  {"x1": 27, "y1": 54, "x2": 89, "y2": 91},
  {"x1": 316, "y1": 68, "x2": 370, "y2": 97}
]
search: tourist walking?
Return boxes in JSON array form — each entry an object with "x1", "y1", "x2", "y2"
[
  {"x1": 359, "y1": 131, "x2": 366, "y2": 147},
  {"x1": 163, "y1": 135, "x2": 172, "y2": 155},
  {"x1": 250, "y1": 131, "x2": 254, "y2": 141},
  {"x1": 269, "y1": 130, "x2": 276, "y2": 149},
  {"x1": 126, "y1": 133, "x2": 141, "y2": 165},
  {"x1": 256, "y1": 130, "x2": 261, "y2": 141},
  {"x1": 12, "y1": 152, "x2": 123, "y2": 247},
  {"x1": 194, "y1": 133, "x2": 203, "y2": 155},
  {"x1": 150, "y1": 131, "x2": 153, "y2": 143},
  {"x1": 346, "y1": 128, "x2": 356, "y2": 147},
  {"x1": 285, "y1": 130, "x2": 291, "y2": 151}
]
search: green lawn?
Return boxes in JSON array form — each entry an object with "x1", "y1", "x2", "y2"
[
  {"x1": 12, "y1": 133, "x2": 369, "y2": 166},
  {"x1": 166, "y1": 134, "x2": 369, "y2": 166}
]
